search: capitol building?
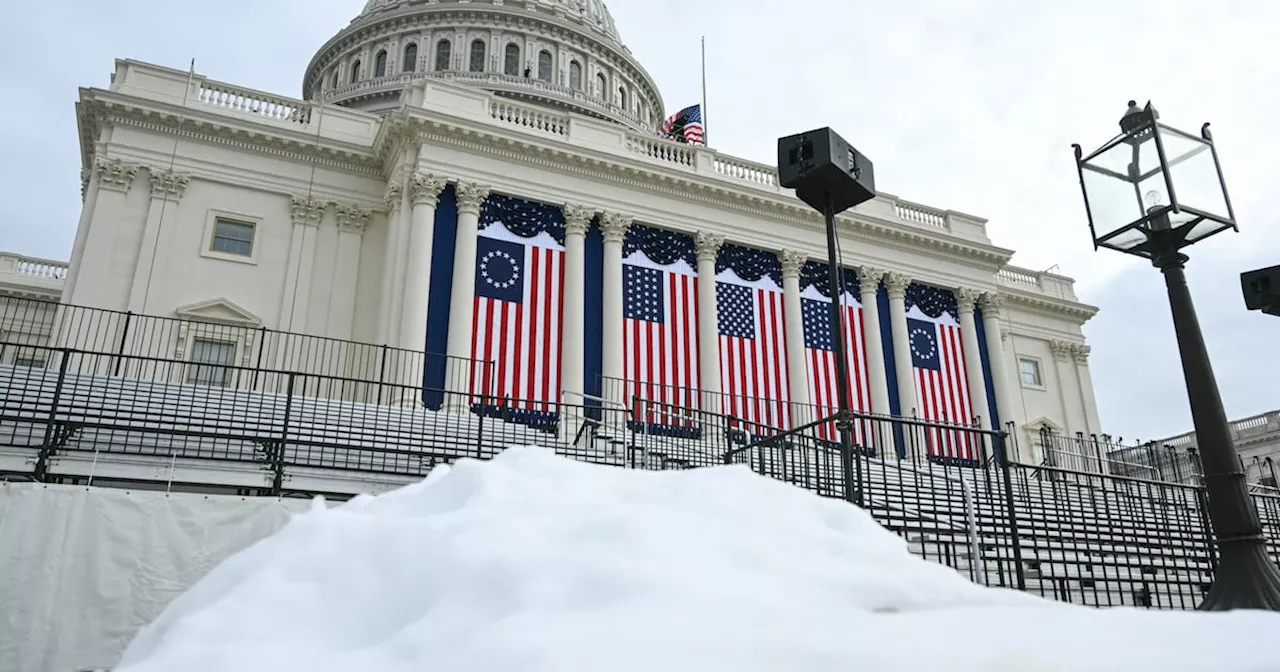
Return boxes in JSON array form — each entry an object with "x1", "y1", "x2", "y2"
[{"x1": 1, "y1": 0, "x2": 1105, "y2": 482}]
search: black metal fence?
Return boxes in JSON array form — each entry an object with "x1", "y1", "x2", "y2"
[
  {"x1": 1037, "y1": 426, "x2": 1204, "y2": 485},
  {"x1": 3, "y1": 298, "x2": 1280, "y2": 611}
]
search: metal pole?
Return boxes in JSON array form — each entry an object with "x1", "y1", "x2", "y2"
[
  {"x1": 821, "y1": 192, "x2": 861, "y2": 507},
  {"x1": 1151, "y1": 232, "x2": 1280, "y2": 611}
]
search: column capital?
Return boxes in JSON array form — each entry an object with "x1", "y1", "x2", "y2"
[
  {"x1": 600, "y1": 212, "x2": 633, "y2": 243},
  {"x1": 978, "y1": 291, "x2": 1005, "y2": 317},
  {"x1": 857, "y1": 266, "x2": 885, "y2": 295},
  {"x1": 94, "y1": 157, "x2": 140, "y2": 192},
  {"x1": 291, "y1": 197, "x2": 326, "y2": 227},
  {"x1": 409, "y1": 173, "x2": 446, "y2": 207},
  {"x1": 563, "y1": 204, "x2": 594, "y2": 236},
  {"x1": 778, "y1": 250, "x2": 807, "y2": 279},
  {"x1": 383, "y1": 182, "x2": 403, "y2": 213},
  {"x1": 148, "y1": 170, "x2": 189, "y2": 202},
  {"x1": 455, "y1": 181, "x2": 491, "y2": 216},
  {"x1": 1070, "y1": 343, "x2": 1091, "y2": 364},
  {"x1": 1050, "y1": 339, "x2": 1074, "y2": 361},
  {"x1": 955, "y1": 287, "x2": 982, "y2": 314},
  {"x1": 883, "y1": 271, "x2": 911, "y2": 299},
  {"x1": 694, "y1": 231, "x2": 725, "y2": 262},
  {"x1": 334, "y1": 203, "x2": 371, "y2": 233}
]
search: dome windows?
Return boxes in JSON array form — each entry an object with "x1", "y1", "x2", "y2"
[
  {"x1": 350, "y1": 60, "x2": 361, "y2": 83},
  {"x1": 374, "y1": 50, "x2": 388, "y2": 78},
  {"x1": 537, "y1": 50, "x2": 553, "y2": 82},
  {"x1": 470, "y1": 39, "x2": 487, "y2": 73},
  {"x1": 435, "y1": 39, "x2": 452, "y2": 71},
  {"x1": 569, "y1": 60, "x2": 582, "y2": 91},
  {"x1": 504, "y1": 43, "x2": 520, "y2": 77},
  {"x1": 596, "y1": 72, "x2": 607, "y2": 99},
  {"x1": 403, "y1": 43, "x2": 418, "y2": 73}
]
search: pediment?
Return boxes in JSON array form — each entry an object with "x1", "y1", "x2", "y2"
[
  {"x1": 174, "y1": 298, "x2": 262, "y2": 327},
  {"x1": 1024, "y1": 416, "x2": 1064, "y2": 434}
]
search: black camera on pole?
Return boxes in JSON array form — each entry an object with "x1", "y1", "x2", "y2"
[
  {"x1": 1241, "y1": 265, "x2": 1279, "y2": 317},
  {"x1": 777, "y1": 127, "x2": 876, "y2": 215}
]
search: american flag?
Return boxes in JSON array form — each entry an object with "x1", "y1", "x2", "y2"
[
  {"x1": 717, "y1": 275, "x2": 790, "y2": 434},
  {"x1": 659, "y1": 104, "x2": 705, "y2": 145},
  {"x1": 800, "y1": 286, "x2": 872, "y2": 444},
  {"x1": 623, "y1": 256, "x2": 700, "y2": 428},
  {"x1": 906, "y1": 285, "x2": 976, "y2": 461},
  {"x1": 469, "y1": 202, "x2": 565, "y2": 422}
]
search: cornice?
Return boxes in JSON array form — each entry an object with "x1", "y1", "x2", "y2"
[{"x1": 1001, "y1": 285, "x2": 1099, "y2": 324}]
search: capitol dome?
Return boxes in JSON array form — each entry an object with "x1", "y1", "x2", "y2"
[{"x1": 302, "y1": 0, "x2": 665, "y2": 133}]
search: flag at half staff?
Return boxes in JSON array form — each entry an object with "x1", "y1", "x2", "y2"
[{"x1": 659, "y1": 104, "x2": 705, "y2": 146}]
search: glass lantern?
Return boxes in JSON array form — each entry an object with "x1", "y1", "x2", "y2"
[{"x1": 1073, "y1": 101, "x2": 1237, "y2": 258}]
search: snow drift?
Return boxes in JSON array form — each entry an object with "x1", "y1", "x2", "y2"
[{"x1": 115, "y1": 446, "x2": 1278, "y2": 671}]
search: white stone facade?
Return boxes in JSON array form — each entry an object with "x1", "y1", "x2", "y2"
[{"x1": 24, "y1": 2, "x2": 1104, "y2": 462}]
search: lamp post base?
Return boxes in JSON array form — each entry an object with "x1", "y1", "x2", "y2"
[{"x1": 1198, "y1": 533, "x2": 1280, "y2": 611}]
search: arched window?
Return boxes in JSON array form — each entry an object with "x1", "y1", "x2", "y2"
[
  {"x1": 331, "y1": 69, "x2": 340, "y2": 89},
  {"x1": 350, "y1": 60, "x2": 361, "y2": 83},
  {"x1": 403, "y1": 43, "x2": 418, "y2": 72},
  {"x1": 569, "y1": 61, "x2": 582, "y2": 90},
  {"x1": 374, "y1": 50, "x2": 388, "y2": 77},
  {"x1": 504, "y1": 43, "x2": 520, "y2": 76},
  {"x1": 469, "y1": 39, "x2": 486, "y2": 73},
  {"x1": 435, "y1": 39, "x2": 452, "y2": 71},
  {"x1": 596, "y1": 73, "x2": 607, "y2": 98},
  {"x1": 618, "y1": 86, "x2": 628, "y2": 109},
  {"x1": 537, "y1": 50, "x2": 553, "y2": 82}
]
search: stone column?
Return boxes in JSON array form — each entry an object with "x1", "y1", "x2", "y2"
[
  {"x1": 857, "y1": 266, "x2": 892, "y2": 418},
  {"x1": 398, "y1": 173, "x2": 446, "y2": 353},
  {"x1": 278, "y1": 196, "x2": 324, "y2": 338},
  {"x1": 779, "y1": 250, "x2": 810, "y2": 427},
  {"x1": 128, "y1": 170, "x2": 190, "y2": 315},
  {"x1": 560, "y1": 205, "x2": 593, "y2": 408},
  {"x1": 884, "y1": 272, "x2": 918, "y2": 419},
  {"x1": 956, "y1": 288, "x2": 993, "y2": 431},
  {"x1": 1071, "y1": 343, "x2": 1101, "y2": 438},
  {"x1": 694, "y1": 232, "x2": 724, "y2": 415},
  {"x1": 63, "y1": 159, "x2": 138, "y2": 357},
  {"x1": 979, "y1": 293, "x2": 1019, "y2": 438},
  {"x1": 444, "y1": 182, "x2": 492, "y2": 408},
  {"x1": 377, "y1": 180, "x2": 405, "y2": 346},
  {"x1": 330, "y1": 205, "x2": 370, "y2": 343},
  {"x1": 599, "y1": 212, "x2": 632, "y2": 417}
]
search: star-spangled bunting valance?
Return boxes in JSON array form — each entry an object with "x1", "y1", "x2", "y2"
[
  {"x1": 799, "y1": 260, "x2": 860, "y2": 299},
  {"x1": 624, "y1": 223, "x2": 696, "y2": 267},
  {"x1": 479, "y1": 193, "x2": 566, "y2": 244},
  {"x1": 905, "y1": 282, "x2": 958, "y2": 319},
  {"x1": 716, "y1": 243, "x2": 782, "y2": 286}
]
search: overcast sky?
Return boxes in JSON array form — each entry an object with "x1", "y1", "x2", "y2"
[{"x1": 1, "y1": 0, "x2": 1275, "y2": 442}]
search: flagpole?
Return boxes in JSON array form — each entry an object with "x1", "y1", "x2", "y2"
[{"x1": 700, "y1": 35, "x2": 708, "y2": 147}]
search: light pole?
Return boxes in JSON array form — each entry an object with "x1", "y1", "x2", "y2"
[
  {"x1": 1072, "y1": 100, "x2": 1280, "y2": 611},
  {"x1": 776, "y1": 127, "x2": 876, "y2": 507}
]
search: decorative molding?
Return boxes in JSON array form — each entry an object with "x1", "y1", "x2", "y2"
[
  {"x1": 1000, "y1": 331, "x2": 1009, "y2": 343},
  {"x1": 600, "y1": 212, "x2": 633, "y2": 244},
  {"x1": 883, "y1": 272, "x2": 912, "y2": 300},
  {"x1": 562, "y1": 204, "x2": 594, "y2": 236},
  {"x1": 455, "y1": 181, "x2": 491, "y2": 215},
  {"x1": 94, "y1": 157, "x2": 139, "y2": 192},
  {"x1": 856, "y1": 266, "x2": 884, "y2": 295},
  {"x1": 334, "y1": 203, "x2": 372, "y2": 233},
  {"x1": 1070, "y1": 343, "x2": 1091, "y2": 364},
  {"x1": 694, "y1": 231, "x2": 725, "y2": 263},
  {"x1": 778, "y1": 250, "x2": 807, "y2": 279},
  {"x1": 80, "y1": 167, "x2": 91, "y2": 199},
  {"x1": 1049, "y1": 340, "x2": 1074, "y2": 361},
  {"x1": 409, "y1": 173, "x2": 446, "y2": 207},
  {"x1": 148, "y1": 171, "x2": 190, "y2": 202},
  {"x1": 955, "y1": 287, "x2": 982, "y2": 313},
  {"x1": 382, "y1": 181, "x2": 403, "y2": 213},
  {"x1": 291, "y1": 197, "x2": 326, "y2": 227},
  {"x1": 979, "y1": 292, "x2": 1005, "y2": 317}
]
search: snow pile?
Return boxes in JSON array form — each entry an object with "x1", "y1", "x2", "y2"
[{"x1": 116, "y1": 447, "x2": 1277, "y2": 672}]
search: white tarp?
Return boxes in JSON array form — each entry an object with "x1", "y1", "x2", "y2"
[{"x1": 0, "y1": 481, "x2": 313, "y2": 672}]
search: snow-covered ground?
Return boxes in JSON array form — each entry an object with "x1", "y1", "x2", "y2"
[{"x1": 114, "y1": 446, "x2": 1278, "y2": 672}]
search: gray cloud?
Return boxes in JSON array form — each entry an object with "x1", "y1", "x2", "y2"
[{"x1": 2, "y1": 0, "x2": 1275, "y2": 439}]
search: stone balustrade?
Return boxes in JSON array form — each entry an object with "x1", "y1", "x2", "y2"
[{"x1": 0, "y1": 253, "x2": 67, "y2": 299}]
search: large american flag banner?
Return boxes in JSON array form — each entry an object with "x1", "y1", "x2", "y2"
[
  {"x1": 622, "y1": 241, "x2": 701, "y2": 429},
  {"x1": 716, "y1": 267, "x2": 791, "y2": 435},
  {"x1": 800, "y1": 284, "x2": 873, "y2": 443},
  {"x1": 659, "y1": 104, "x2": 705, "y2": 145},
  {"x1": 906, "y1": 284, "x2": 976, "y2": 462},
  {"x1": 469, "y1": 195, "x2": 565, "y2": 424}
]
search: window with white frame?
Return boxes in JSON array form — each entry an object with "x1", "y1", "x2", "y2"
[
  {"x1": 188, "y1": 338, "x2": 237, "y2": 387},
  {"x1": 1018, "y1": 357, "x2": 1043, "y2": 387},
  {"x1": 210, "y1": 217, "x2": 255, "y2": 257}
]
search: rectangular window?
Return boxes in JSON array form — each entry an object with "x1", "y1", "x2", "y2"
[
  {"x1": 1018, "y1": 357, "x2": 1042, "y2": 387},
  {"x1": 188, "y1": 338, "x2": 237, "y2": 387},
  {"x1": 210, "y1": 217, "x2": 255, "y2": 257},
  {"x1": 13, "y1": 356, "x2": 44, "y2": 368}
]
